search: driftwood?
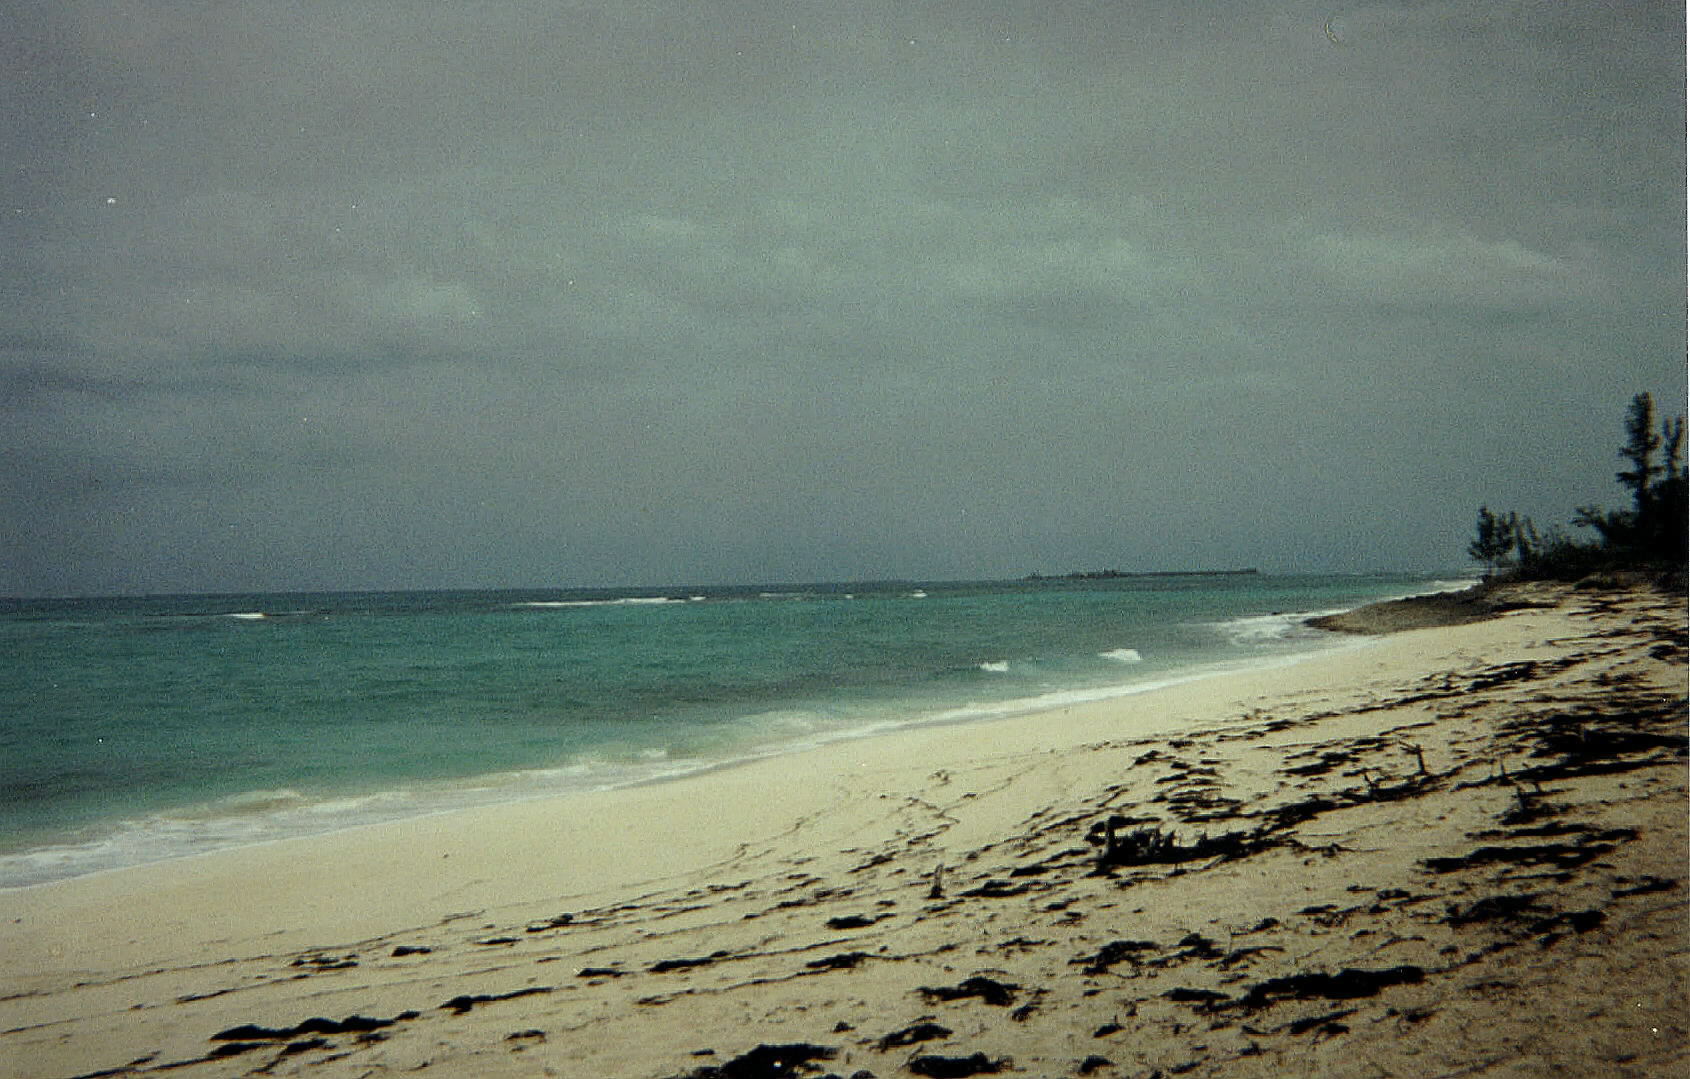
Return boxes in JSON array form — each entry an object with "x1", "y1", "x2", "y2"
[{"x1": 1086, "y1": 816, "x2": 1279, "y2": 872}]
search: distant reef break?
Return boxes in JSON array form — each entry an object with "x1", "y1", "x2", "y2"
[{"x1": 1024, "y1": 568, "x2": 1261, "y2": 581}]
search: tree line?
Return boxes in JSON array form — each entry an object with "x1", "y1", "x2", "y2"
[{"x1": 1470, "y1": 392, "x2": 1687, "y2": 582}]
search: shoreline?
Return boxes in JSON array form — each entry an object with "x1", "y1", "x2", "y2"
[
  {"x1": 2, "y1": 583, "x2": 1683, "y2": 1078},
  {"x1": 0, "y1": 604, "x2": 1392, "y2": 893},
  {"x1": 1303, "y1": 578, "x2": 1559, "y2": 634},
  {"x1": 0, "y1": 630, "x2": 1383, "y2": 896}
]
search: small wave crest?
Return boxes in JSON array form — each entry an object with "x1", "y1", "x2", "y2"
[
  {"x1": 518, "y1": 597, "x2": 684, "y2": 609},
  {"x1": 187, "y1": 788, "x2": 309, "y2": 817},
  {"x1": 0, "y1": 755, "x2": 704, "y2": 889},
  {"x1": 225, "y1": 611, "x2": 267, "y2": 621},
  {"x1": 734, "y1": 708, "x2": 833, "y2": 734},
  {"x1": 1425, "y1": 578, "x2": 1481, "y2": 594},
  {"x1": 1212, "y1": 611, "x2": 1325, "y2": 645},
  {"x1": 0, "y1": 785, "x2": 441, "y2": 888},
  {"x1": 1099, "y1": 647, "x2": 1143, "y2": 663},
  {"x1": 979, "y1": 660, "x2": 1010, "y2": 673}
]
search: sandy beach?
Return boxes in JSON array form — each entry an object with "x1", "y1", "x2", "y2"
[{"x1": 2, "y1": 582, "x2": 1684, "y2": 1079}]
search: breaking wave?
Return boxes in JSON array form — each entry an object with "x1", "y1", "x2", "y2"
[{"x1": 518, "y1": 597, "x2": 685, "y2": 608}]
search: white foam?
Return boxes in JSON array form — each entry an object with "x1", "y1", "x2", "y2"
[
  {"x1": 1099, "y1": 648, "x2": 1143, "y2": 663},
  {"x1": 735, "y1": 708, "x2": 831, "y2": 733},
  {"x1": 518, "y1": 597, "x2": 683, "y2": 609},
  {"x1": 1423, "y1": 578, "x2": 1481, "y2": 594},
  {"x1": 225, "y1": 611, "x2": 267, "y2": 621},
  {"x1": 979, "y1": 660, "x2": 1010, "y2": 673},
  {"x1": 0, "y1": 754, "x2": 719, "y2": 889},
  {"x1": 1211, "y1": 610, "x2": 1329, "y2": 645},
  {"x1": 194, "y1": 788, "x2": 309, "y2": 815},
  {"x1": 919, "y1": 638, "x2": 1373, "y2": 731},
  {"x1": 909, "y1": 590, "x2": 928, "y2": 599}
]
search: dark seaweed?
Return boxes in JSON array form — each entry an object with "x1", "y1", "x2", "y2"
[
  {"x1": 917, "y1": 977, "x2": 1020, "y2": 1006},
  {"x1": 1239, "y1": 966, "x2": 1424, "y2": 1008},
  {"x1": 667, "y1": 1043, "x2": 838, "y2": 1079},
  {"x1": 907, "y1": 1053, "x2": 1009, "y2": 1077}
]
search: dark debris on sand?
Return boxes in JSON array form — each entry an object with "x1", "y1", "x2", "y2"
[
  {"x1": 664, "y1": 1043, "x2": 838, "y2": 1079},
  {"x1": 907, "y1": 1052, "x2": 1011, "y2": 1077},
  {"x1": 917, "y1": 977, "x2": 1021, "y2": 1007}
]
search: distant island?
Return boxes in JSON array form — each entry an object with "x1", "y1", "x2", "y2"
[{"x1": 1024, "y1": 568, "x2": 1260, "y2": 581}]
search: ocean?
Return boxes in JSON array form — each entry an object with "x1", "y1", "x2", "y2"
[{"x1": 0, "y1": 573, "x2": 1465, "y2": 888}]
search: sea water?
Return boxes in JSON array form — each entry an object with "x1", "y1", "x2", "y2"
[{"x1": 0, "y1": 573, "x2": 1466, "y2": 888}]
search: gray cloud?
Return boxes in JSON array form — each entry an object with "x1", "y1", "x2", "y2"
[{"x1": 1, "y1": 0, "x2": 1682, "y2": 594}]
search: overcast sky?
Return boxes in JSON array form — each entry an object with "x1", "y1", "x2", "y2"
[{"x1": 3, "y1": 1, "x2": 1684, "y2": 595}]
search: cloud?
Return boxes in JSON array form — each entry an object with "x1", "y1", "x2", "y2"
[
  {"x1": 0, "y1": 1, "x2": 1682, "y2": 593},
  {"x1": 0, "y1": 357, "x2": 147, "y2": 409},
  {"x1": 1298, "y1": 226, "x2": 1591, "y2": 313}
]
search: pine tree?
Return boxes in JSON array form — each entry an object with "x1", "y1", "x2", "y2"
[
  {"x1": 1467, "y1": 506, "x2": 1517, "y2": 580},
  {"x1": 1575, "y1": 391, "x2": 1687, "y2": 564},
  {"x1": 1616, "y1": 392, "x2": 1663, "y2": 516}
]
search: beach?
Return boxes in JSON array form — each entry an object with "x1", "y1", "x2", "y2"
[{"x1": 2, "y1": 582, "x2": 1684, "y2": 1079}]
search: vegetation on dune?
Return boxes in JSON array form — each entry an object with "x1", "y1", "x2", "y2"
[{"x1": 1470, "y1": 392, "x2": 1687, "y2": 584}]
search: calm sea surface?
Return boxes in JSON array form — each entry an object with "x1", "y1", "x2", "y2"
[{"x1": 0, "y1": 573, "x2": 1465, "y2": 887}]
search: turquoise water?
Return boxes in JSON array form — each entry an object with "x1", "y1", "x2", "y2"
[{"x1": 0, "y1": 574, "x2": 1464, "y2": 887}]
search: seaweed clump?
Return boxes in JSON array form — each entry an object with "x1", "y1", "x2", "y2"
[
  {"x1": 666, "y1": 1043, "x2": 838, "y2": 1079},
  {"x1": 1086, "y1": 816, "x2": 1279, "y2": 872}
]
